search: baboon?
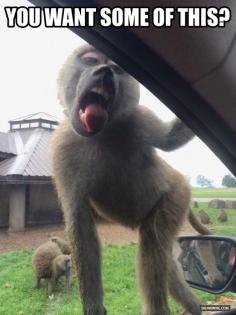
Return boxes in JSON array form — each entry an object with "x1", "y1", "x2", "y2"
[
  {"x1": 51, "y1": 44, "x2": 208, "y2": 315},
  {"x1": 218, "y1": 209, "x2": 228, "y2": 222},
  {"x1": 50, "y1": 236, "x2": 71, "y2": 255},
  {"x1": 32, "y1": 238, "x2": 71, "y2": 295},
  {"x1": 196, "y1": 240, "x2": 224, "y2": 287},
  {"x1": 177, "y1": 239, "x2": 224, "y2": 288},
  {"x1": 193, "y1": 201, "x2": 199, "y2": 208},
  {"x1": 48, "y1": 254, "x2": 72, "y2": 295},
  {"x1": 199, "y1": 209, "x2": 211, "y2": 225}
]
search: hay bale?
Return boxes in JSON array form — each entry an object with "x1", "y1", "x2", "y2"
[
  {"x1": 208, "y1": 199, "x2": 226, "y2": 209},
  {"x1": 225, "y1": 200, "x2": 236, "y2": 209}
]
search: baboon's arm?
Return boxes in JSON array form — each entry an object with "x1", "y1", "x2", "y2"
[
  {"x1": 136, "y1": 106, "x2": 194, "y2": 151},
  {"x1": 65, "y1": 200, "x2": 106, "y2": 315}
]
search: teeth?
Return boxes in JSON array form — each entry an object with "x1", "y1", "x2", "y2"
[
  {"x1": 91, "y1": 87, "x2": 103, "y2": 94},
  {"x1": 90, "y1": 87, "x2": 109, "y2": 101},
  {"x1": 79, "y1": 109, "x2": 83, "y2": 116}
]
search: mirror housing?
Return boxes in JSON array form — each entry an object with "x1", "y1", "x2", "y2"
[{"x1": 177, "y1": 235, "x2": 236, "y2": 294}]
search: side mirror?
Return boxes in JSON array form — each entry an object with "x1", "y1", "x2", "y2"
[{"x1": 177, "y1": 235, "x2": 236, "y2": 294}]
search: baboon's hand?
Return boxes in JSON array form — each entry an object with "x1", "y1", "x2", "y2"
[
  {"x1": 157, "y1": 118, "x2": 195, "y2": 151},
  {"x1": 167, "y1": 118, "x2": 195, "y2": 149},
  {"x1": 135, "y1": 106, "x2": 194, "y2": 151}
]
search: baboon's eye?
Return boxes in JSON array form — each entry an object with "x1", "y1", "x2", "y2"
[
  {"x1": 82, "y1": 57, "x2": 99, "y2": 66},
  {"x1": 81, "y1": 51, "x2": 99, "y2": 66}
]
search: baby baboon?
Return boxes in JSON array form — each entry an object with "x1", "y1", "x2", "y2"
[
  {"x1": 199, "y1": 209, "x2": 211, "y2": 225},
  {"x1": 218, "y1": 209, "x2": 228, "y2": 222},
  {"x1": 51, "y1": 45, "x2": 206, "y2": 315},
  {"x1": 32, "y1": 238, "x2": 71, "y2": 295},
  {"x1": 50, "y1": 236, "x2": 71, "y2": 255},
  {"x1": 48, "y1": 254, "x2": 72, "y2": 295}
]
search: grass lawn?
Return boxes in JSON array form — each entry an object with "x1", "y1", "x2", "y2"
[
  {"x1": 192, "y1": 187, "x2": 236, "y2": 198},
  {"x1": 193, "y1": 202, "x2": 236, "y2": 237},
  {"x1": 0, "y1": 240, "x2": 235, "y2": 314},
  {"x1": 0, "y1": 203, "x2": 235, "y2": 314}
]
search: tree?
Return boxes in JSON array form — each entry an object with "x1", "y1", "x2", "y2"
[
  {"x1": 196, "y1": 175, "x2": 213, "y2": 188},
  {"x1": 222, "y1": 174, "x2": 236, "y2": 187}
]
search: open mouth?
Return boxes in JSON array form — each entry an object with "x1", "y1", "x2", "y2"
[
  {"x1": 80, "y1": 88, "x2": 109, "y2": 112},
  {"x1": 78, "y1": 86, "x2": 113, "y2": 134}
]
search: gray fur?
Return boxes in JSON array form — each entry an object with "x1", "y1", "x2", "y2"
[
  {"x1": 51, "y1": 45, "x2": 200, "y2": 315},
  {"x1": 199, "y1": 209, "x2": 211, "y2": 225},
  {"x1": 217, "y1": 209, "x2": 227, "y2": 222},
  {"x1": 32, "y1": 238, "x2": 71, "y2": 296}
]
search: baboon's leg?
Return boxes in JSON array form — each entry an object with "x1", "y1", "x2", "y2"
[
  {"x1": 34, "y1": 277, "x2": 41, "y2": 289},
  {"x1": 137, "y1": 180, "x2": 190, "y2": 315},
  {"x1": 168, "y1": 259, "x2": 201, "y2": 315},
  {"x1": 65, "y1": 272, "x2": 70, "y2": 291},
  {"x1": 137, "y1": 209, "x2": 173, "y2": 315},
  {"x1": 47, "y1": 277, "x2": 56, "y2": 296},
  {"x1": 65, "y1": 202, "x2": 106, "y2": 315}
]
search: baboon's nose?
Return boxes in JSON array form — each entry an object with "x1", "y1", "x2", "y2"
[{"x1": 93, "y1": 65, "x2": 113, "y2": 79}]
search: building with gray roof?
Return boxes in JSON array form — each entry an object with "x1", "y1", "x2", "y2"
[{"x1": 0, "y1": 113, "x2": 62, "y2": 231}]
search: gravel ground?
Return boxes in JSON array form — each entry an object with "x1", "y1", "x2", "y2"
[{"x1": 0, "y1": 219, "x2": 202, "y2": 253}]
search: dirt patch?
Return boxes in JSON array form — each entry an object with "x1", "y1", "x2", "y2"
[{"x1": 0, "y1": 219, "x2": 211, "y2": 253}]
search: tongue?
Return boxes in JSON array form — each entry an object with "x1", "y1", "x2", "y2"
[{"x1": 81, "y1": 104, "x2": 108, "y2": 133}]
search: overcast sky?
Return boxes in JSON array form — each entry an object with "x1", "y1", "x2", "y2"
[{"x1": 0, "y1": 0, "x2": 231, "y2": 186}]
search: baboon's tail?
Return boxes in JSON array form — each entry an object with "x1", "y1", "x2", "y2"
[{"x1": 188, "y1": 209, "x2": 212, "y2": 235}]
